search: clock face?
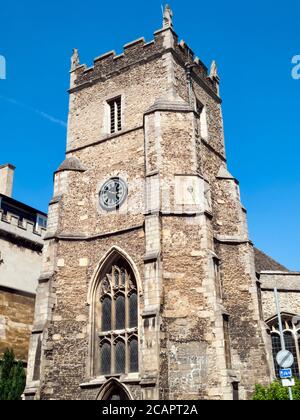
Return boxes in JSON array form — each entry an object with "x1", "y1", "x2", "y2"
[{"x1": 100, "y1": 178, "x2": 127, "y2": 211}]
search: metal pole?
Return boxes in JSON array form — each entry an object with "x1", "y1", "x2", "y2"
[
  {"x1": 274, "y1": 287, "x2": 293, "y2": 401},
  {"x1": 274, "y1": 287, "x2": 285, "y2": 350}
]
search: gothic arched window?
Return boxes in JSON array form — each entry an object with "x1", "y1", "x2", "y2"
[
  {"x1": 269, "y1": 314, "x2": 300, "y2": 379},
  {"x1": 97, "y1": 260, "x2": 139, "y2": 377}
]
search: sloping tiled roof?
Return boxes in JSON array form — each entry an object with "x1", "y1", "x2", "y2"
[{"x1": 254, "y1": 248, "x2": 289, "y2": 273}]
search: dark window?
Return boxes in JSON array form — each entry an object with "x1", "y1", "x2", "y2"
[
  {"x1": 108, "y1": 97, "x2": 122, "y2": 134},
  {"x1": 284, "y1": 332, "x2": 299, "y2": 378},
  {"x1": 102, "y1": 297, "x2": 112, "y2": 332},
  {"x1": 115, "y1": 295, "x2": 125, "y2": 330},
  {"x1": 232, "y1": 382, "x2": 239, "y2": 401},
  {"x1": 129, "y1": 338, "x2": 139, "y2": 373},
  {"x1": 115, "y1": 341, "x2": 126, "y2": 374},
  {"x1": 101, "y1": 342, "x2": 111, "y2": 375},
  {"x1": 129, "y1": 292, "x2": 138, "y2": 328},
  {"x1": 271, "y1": 334, "x2": 281, "y2": 378},
  {"x1": 223, "y1": 315, "x2": 232, "y2": 369}
]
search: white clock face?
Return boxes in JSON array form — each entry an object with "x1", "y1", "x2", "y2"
[{"x1": 100, "y1": 178, "x2": 127, "y2": 211}]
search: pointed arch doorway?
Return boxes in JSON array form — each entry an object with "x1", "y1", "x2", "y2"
[{"x1": 97, "y1": 379, "x2": 132, "y2": 401}]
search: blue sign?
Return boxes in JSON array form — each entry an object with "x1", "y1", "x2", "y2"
[{"x1": 280, "y1": 368, "x2": 292, "y2": 379}]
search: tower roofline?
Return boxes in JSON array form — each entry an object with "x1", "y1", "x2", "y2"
[{"x1": 69, "y1": 15, "x2": 219, "y2": 100}]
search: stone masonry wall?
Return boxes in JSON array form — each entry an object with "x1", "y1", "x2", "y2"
[{"x1": 0, "y1": 288, "x2": 35, "y2": 362}]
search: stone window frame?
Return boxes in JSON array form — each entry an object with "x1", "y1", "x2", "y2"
[
  {"x1": 102, "y1": 94, "x2": 126, "y2": 137},
  {"x1": 267, "y1": 313, "x2": 300, "y2": 379},
  {"x1": 97, "y1": 262, "x2": 139, "y2": 377},
  {"x1": 223, "y1": 314, "x2": 232, "y2": 370}
]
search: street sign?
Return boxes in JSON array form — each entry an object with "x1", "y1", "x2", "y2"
[
  {"x1": 280, "y1": 368, "x2": 292, "y2": 379},
  {"x1": 276, "y1": 350, "x2": 294, "y2": 368},
  {"x1": 282, "y1": 378, "x2": 295, "y2": 388}
]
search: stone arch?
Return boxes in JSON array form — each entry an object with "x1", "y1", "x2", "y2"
[{"x1": 97, "y1": 378, "x2": 133, "y2": 401}]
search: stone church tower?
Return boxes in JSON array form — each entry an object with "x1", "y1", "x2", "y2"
[{"x1": 25, "y1": 7, "x2": 272, "y2": 400}]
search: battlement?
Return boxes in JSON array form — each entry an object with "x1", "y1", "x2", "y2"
[
  {"x1": 71, "y1": 27, "x2": 218, "y2": 95},
  {"x1": 0, "y1": 209, "x2": 46, "y2": 247}
]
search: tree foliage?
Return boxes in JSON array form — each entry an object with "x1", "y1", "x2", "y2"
[
  {"x1": 253, "y1": 379, "x2": 300, "y2": 400},
  {"x1": 0, "y1": 349, "x2": 26, "y2": 400}
]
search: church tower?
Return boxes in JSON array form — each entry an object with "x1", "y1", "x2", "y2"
[{"x1": 25, "y1": 7, "x2": 272, "y2": 400}]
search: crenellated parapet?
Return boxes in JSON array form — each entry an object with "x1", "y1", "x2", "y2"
[
  {"x1": 0, "y1": 209, "x2": 46, "y2": 249},
  {"x1": 70, "y1": 27, "x2": 219, "y2": 95}
]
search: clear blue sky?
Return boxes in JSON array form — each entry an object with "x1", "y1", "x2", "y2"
[{"x1": 1, "y1": 0, "x2": 299, "y2": 270}]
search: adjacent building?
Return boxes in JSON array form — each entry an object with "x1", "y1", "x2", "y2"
[{"x1": 0, "y1": 163, "x2": 47, "y2": 363}]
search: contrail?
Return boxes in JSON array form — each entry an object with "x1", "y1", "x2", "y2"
[{"x1": 0, "y1": 94, "x2": 67, "y2": 128}]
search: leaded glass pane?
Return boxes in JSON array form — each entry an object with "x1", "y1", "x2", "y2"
[
  {"x1": 115, "y1": 295, "x2": 125, "y2": 330},
  {"x1": 129, "y1": 292, "x2": 138, "y2": 328},
  {"x1": 129, "y1": 338, "x2": 139, "y2": 373},
  {"x1": 101, "y1": 342, "x2": 111, "y2": 375},
  {"x1": 102, "y1": 297, "x2": 112, "y2": 332},
  {"x1": 284, "y1": 332, "x2": 300, "y2": 377},
  {"x1": 115, "y1": 341, "x2": 126, "y2": 374},
  {"x1": 271, "y1": 334, "x2": 281, "y2": 378}
]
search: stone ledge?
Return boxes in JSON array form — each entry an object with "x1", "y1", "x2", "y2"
[
  {"x1": 45, "y1": 224, "x2": 144, "y2": 242},
  {"x1": 66, "y1": 125, "x2": 143, "y2": 154},
  {"x1": 80, "y1": 374, "x2": 141, "y2": 389},
  {"x1": 144, "y1": 253, "x2": 160, "y2": 263},
  {"x1": 214, "y1": 235, "x2": 252, "y2": 245}
]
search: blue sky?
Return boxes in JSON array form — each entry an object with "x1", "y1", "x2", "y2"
[{"x1": 0, "y1": 0, "x2": 299, "y2": 270}]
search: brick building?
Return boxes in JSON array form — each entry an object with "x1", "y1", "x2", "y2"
[{"x1": 24, "y1": 7, "x2": 300, "y2": 400}]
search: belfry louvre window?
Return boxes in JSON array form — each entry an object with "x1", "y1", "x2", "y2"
[
  {"x1": 98, "y1": 260, "x2": 139, "y2": 376},
  {"x1": 108, "y1": 97, "x2": 122, "y2": 134}
]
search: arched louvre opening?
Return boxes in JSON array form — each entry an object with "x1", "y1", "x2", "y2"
[{"x1": 95, "y1": 255, "x2": 139, "y2": 377}]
